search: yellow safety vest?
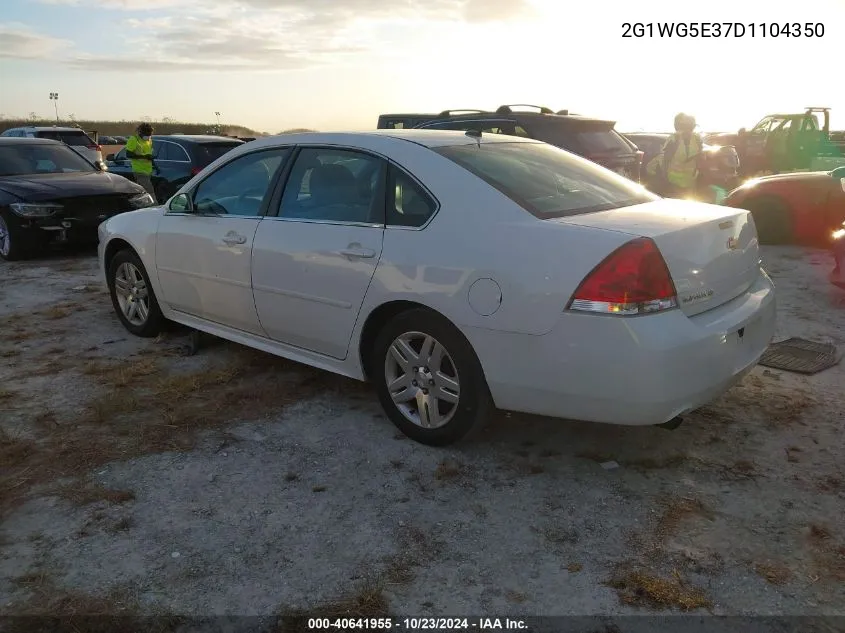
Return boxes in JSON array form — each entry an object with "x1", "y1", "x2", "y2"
[
  {"x1": 647, "y1": 133, "x2": 703, "y2": 189},
  {"x1": 126, "y1": 135, "x2": 153, "y2": 175}
]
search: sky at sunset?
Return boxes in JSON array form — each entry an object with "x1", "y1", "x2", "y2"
[{"x1": 0, "y1": 0, "x2": 843, "y2": 134}]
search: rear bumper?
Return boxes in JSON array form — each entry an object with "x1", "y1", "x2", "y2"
[{"x1": 465, "y1": 268, "x2": 777, "y2": 426}]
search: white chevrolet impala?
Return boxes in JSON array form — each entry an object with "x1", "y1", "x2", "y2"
[{"x1": 98, "y1": 130, "x2": 776, "y2": 445}]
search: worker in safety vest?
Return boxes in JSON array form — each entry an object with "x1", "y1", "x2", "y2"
[
  {"x1": 125, "y1": 123, "x2": 157, "y2": 201},
  {"x1": 646, "y1": 113, "x2": 703, "y2": 198}
]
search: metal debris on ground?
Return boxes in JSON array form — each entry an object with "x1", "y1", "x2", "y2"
[{"x1": 758, "y1": 337, "x2": 840, "y2": 375}]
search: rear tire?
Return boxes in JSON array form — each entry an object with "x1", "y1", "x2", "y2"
[
  {"x1": 372, "y1": 308, "x2": 492, "y2": 446},
  {"x1": 107, "y1": 248, "x2": 165, "y2": 337},
  {"x1": 746, "y1": 197, "x2": 793, "y2": 245}
]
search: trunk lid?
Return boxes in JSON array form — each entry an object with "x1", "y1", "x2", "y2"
[{"x1": 551, "y1": 199, "x2": 761, "y2": 316}]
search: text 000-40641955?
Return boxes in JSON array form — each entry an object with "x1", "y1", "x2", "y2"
[{"x1": 622, "y1": 22, "x2": 825, "y2": 38}]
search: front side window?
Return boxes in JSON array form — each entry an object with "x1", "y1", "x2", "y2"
[
  {"x1": 0, "y1": 143, "x2": 96, "y2": 176},
  {"x1": 277, "y1": 148, "x2": 385, "y2": 224},
  {"x1": 434, "y1": 141, "x2": 656, "y2": 219},
  {"x1": 192, "y1": 148, "x2": 289, "y2": 216}
]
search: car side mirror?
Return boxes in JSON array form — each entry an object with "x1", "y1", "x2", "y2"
[
  {"x1": 168, "y1": 193, "x2": 192, "y2": 213},
  {"x1": 105, "y1": 153, "x2": 115, "y2": 161}
]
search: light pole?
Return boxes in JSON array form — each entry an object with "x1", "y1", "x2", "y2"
[
  {"x1": 214, "y1": 111, "x2": 221, "y2": 131},
  {"x1": 49, "y1": 92, "x2": 59, "y2": 123}
]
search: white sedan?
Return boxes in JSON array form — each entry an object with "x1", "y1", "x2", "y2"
[{"x1": 98, "y1": 130, "x2": 776, "y2": 446}]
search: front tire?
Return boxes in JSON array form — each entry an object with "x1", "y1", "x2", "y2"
[
  {"x1": 0, "y1": 211, "x2": 37, "y2": 261},
  {"x1": 107, "y1": 249, "x2": 165, "y2": 337},
  {"x1": 372, "y1": 309, "x2": 492, "y2": 446}
]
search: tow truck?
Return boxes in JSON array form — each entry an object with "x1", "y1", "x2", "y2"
[{"x1": 705, "y1": 107, "x2": 844, "y2": 176}]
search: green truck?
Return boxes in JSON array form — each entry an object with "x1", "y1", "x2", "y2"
[{"x1": 705, "y1": 107, "x2": 845, "y2": 176}]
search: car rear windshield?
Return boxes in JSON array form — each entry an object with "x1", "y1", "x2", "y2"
[
  {"x1": 36, "y1": 131, "x2": 94, "y2": 147},
  {"x1": 193, "y1": 142, "x2": 242, "y2": 166},
  {"x1": 434, "y1": 141, "x2": 656, "y2": 219},
  {"x1": 531, "y1": 120, "x2": 635, "y2": 156},
  {"x1": 0, "y1": 143, "x2": 96, "y2": 176}
]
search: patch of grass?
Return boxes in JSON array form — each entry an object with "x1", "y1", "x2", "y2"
[
  {"x1": 312, "y1": 485, "x2": 327, "y2": 493},
  {"x1": 0, "y1": 349, "x2": 21, "y2": 358},
  {"x1": 434, "y1": 459, "x2": 466, "y2": 480},
  {"x1": 382, "y1": 525, "x2": 440, "y2": 587},
  {"x1": 807, "y1": 525, "x2": 845, "y2": 582},
  {"x1": 655, "y1": 497, "x2": 715, "y2": 542},
  {"x1": 1, "y1": 347, "x2": 333, "y2": 521},
  {"x1": 567, "y1": 562, "x2": 583, "y2": 573},
  {"x1": 576, "y1": 451, "x2": 615, "y2": 463},
  {"x1": 0, "y1": 387, "x2": 15, "y2": 402},
  {"x1": 809, "y1": 524, "x2": 832, "y2": 541},
  {"x1": 754, "y1": 562, "x2": 791, "y2": 585},
  {"x1": 816, "y1": 475, "x2": 843, "y2": 493},
  {"x1": 625, "y1": 454, "x2": 689, "y2": 471},
  {"x1": 539, "y1": 449, "x2": 561, "y2": 458},
  {"x1": 606, "y1": 566, "x2": 712, "y2": 611},
  {"x1": 284, "y1": 472, "x2": 299, "y2": 482},
  {"x1": 107, "y1": 516, "x2": 133, "y2": 533},
  {"x1": 389, "y1": 459, "x2": 403, "y2": 470},
  {"x1": 277, "y1": 581, "x2": 390, "y2": 631},
  {"x1": 38, "y1": 305, "x2": 72, "y2": 320},
  {"x1": 53, "y1": 484, "x2": 135, "y2": 507},
  {"x1": 505, "y1": 590, "x2": 528, "y2": 603},
  {"x1": 541, "y1": 525, "x2": 579, "y2": 545},
  {"x1": 709, "y1": 374, "x2": 817, "y2": 427}
]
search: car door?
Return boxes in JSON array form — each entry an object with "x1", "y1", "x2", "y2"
[
  {"x1": 155, "y1": 147, "x2": 291, "y2": 334},
  {"x1": 107, "y1": 146, "x2": 134, "y2": 180},
  {"x1": 251, "y1": 146, "x2": 386, "y2": 359},
  {"x1": 152, "y1": 140, "x2": 191, "y2": 200}
]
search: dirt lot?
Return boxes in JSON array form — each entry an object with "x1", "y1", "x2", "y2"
[{"x1": 1, "y1": 245, "x2": 844, "y2": 626}]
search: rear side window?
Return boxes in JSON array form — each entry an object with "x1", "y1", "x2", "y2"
[
  {"x1": 36, "y1": 131, "x2": 94, "y2": 146},
  {"x1": 434, "y1": 141, "x2": 655, "y2": 219},
  {"x1": 193, "y1": 142, "x2": 242, "y2": 166},
  {"x1": 571, "y1": 130, "x2": 633, "y2": 155},
  {"x1": 156, "y1": 141, "x2": 189, "y2": 161},
  {"x1": 387, "y1": 166, "x2": 437, "y2": 227}
]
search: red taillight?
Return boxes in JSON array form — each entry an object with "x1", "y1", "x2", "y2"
[
  {"x1": 190, "y1": 166, "x2": 201, "y2": 176},
  {"x1": 567, "y1": 238, "x2": 678, "y2": 316},
  {"x1": 636, "y1": 150, "x2": 644, "y2": 165}
]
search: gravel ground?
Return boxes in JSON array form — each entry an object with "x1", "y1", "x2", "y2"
[{"x1": 0, "y1": 245, "x2": 843, "y2": 627}]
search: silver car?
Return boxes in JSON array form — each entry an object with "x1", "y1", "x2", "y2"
[{"x1": 0, "y1": 126, "x2": 102, "y2": 165}]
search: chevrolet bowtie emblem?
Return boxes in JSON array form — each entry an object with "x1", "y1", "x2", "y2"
[{"x1": 727, "y1": 237, "x2": 738, "y2": 250}]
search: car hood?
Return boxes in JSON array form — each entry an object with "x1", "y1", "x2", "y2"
[
  {"x1": 746, "y1": 171, "x2": 833, "y2": 185},
  {"x1": 0, "y1": 172, "x2": 145, "y2": 202}
]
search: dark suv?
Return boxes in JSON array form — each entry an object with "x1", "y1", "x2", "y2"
[
  {"x1": 378, "y1": 105, "x2": 642, "y2": 181},
  {"x1": 105, "y1": 134, "x2": 244, "y2": 202}
]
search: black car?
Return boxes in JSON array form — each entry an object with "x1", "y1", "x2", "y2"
[
  {"x1": 378, "y1": 105, "x2": 642, "y2": 181},
  {"x1": 105, "y1": 134, "x2": 244, "y2": 202},
  {"x1": 0, "y1": 138, "x2": 154, "y2": 261}
]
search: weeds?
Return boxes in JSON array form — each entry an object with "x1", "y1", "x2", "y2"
[{"x1": 606, "y1": 566, "x2": 712, "y2": 611}]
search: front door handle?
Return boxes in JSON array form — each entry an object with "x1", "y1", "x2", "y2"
[
  {"x1": 222, "y1": 231, "x2": 247, "y2": 246},
  {"x1": 339, "y1": 246, "x2": 376, "y2": 259}
]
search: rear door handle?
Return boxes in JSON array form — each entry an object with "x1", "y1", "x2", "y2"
[
  {"x1": 339, "y1": 247, "x2": 376, "y2": 259},
  {"x1": 222, "y1": 232, "x2": 247, "y2": 246}
]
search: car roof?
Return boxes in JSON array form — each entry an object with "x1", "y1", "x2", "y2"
[
  {"x1": 0, "y1": 137, "x2": 64, "y2": 146},
  {"x1": 424, "y1": 111, "x2": 615, "y2": 126},
  {"x1": 19, "y1": 127, "x2": 91, "y2": 132},
  {"x1": 245, "y1": 129, "x2": 540, "y2": 150}
]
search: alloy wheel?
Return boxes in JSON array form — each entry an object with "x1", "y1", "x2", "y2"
[
  {"x1": 384, "y1": 331, "x2": 460, "y2": 429},
  {"x1": 113, "y1": 262, "x2": 150, "y2": 326}
]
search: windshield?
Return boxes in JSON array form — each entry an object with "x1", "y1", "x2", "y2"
[
  {"x1": 193, "y1": 142, "x2": 242, "y2": 166},
  {"x1": 434, "y1": 141, "x2": 656, "y2": 218},
  {"x1": 0, "y1": 143, "x2": 96, "y2": 176}
]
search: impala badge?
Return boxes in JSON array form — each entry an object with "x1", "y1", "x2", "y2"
[{"x1": 726, "y1": 237, "x2": 738, "y2": 250}]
